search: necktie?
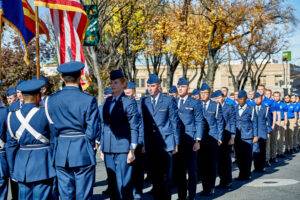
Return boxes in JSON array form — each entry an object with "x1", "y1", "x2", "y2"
[
  {"x1": 179, "y1": 99, "x2": 184, "y2": 109},
  {"x1": 204, "y1": 102, "x2": 207, "y2": 111},
  {"x1": 152, "y1": 98, "x2": 156, "y2": 111}
]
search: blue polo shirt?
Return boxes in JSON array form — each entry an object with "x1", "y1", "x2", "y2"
[
  {"x1": 286, "y1": 103, "x2": 296, "y2": 119},
  {"x1": 263, "y1": 97, "x2": 274, "y2": 107},
  {"x1": 272, "y1": 101, "x2": 288, "y2": 121}
]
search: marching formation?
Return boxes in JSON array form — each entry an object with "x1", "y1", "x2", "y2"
[{"x1": 0, "y1": 61, "x2": 300, "y2": 200}]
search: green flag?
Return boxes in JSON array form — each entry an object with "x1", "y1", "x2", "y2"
[{"x1": 84, "y1": 5, "x2": 100, "y2": 46}]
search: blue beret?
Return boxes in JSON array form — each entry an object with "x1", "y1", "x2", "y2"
[
  {"x1": 6, "y1": 87, "x2": 16, "y2": 96},
  {"x1": 127, "y1": 81, "x2": 136, "y2": 89},
  {"x1": 32, "y1": 75, "x2": 49, "y2": 84},
  {"x1": 238, "y1": 90, "x2": 247, "y2": 98},
  {"x1": 57, "y1": 61, "x2": 84, "y2": 74},
  {"x1": 147, "y1": 74, "x2": 160, "y2": 84},
  {"x1": 16, "y1": 79, "x2": 46, "y2": 94},
  {"x1": 177, "y1": 77, "x2": 189, "y2": 86},
  {"x1": 200, "y1": 83, "x2": 211, "y2": 91},
  {"x1": 17, "y1": 80, "x2": 25, "y2": 87},
  {"x1": 169, "y1": 86, "x2": 177, "y2": 93},
  {"x1": 211, "y1": 90, "x2": 223, "y2": 98},
  {"x1": 104, "y1": 87, "x2": 112, "y2": 95},
  {"x1": 254, "y1": 92, "x2": 262, "y2": 99},
  {"x1": 110, "y1": 69, "x2": 125, "y2": 80},
  {"x1": 191, "y1": 89, "x2": 200, "y2": 96}
]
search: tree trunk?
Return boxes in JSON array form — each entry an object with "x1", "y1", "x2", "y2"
[{"x1": 206, "y1": 48, "x2": 218, "y2": 89}]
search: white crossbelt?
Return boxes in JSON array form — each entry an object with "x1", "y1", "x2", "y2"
[
  {"x1": 7, "y1": 112, "x2": 16, "y2": 140},
  {"x1": 44, "y1": 97, "x2": 54, "y2": 124},
  {"x1": 8, "y1": 108, "x2": 50, "y2": 144}
]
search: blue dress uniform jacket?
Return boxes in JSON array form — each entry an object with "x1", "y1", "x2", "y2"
[
  {"x1": 201, "y1": 100, "x2": 224, "y2": 141},
  {"x1": 6, "y1": 103, "x2": 56, "y2": 183},
  {"x1": 256, "y1": 105, "x2": 273, "y2": 139},
  {"x1": 221, "y1": 102, "x2": 236, "y2": 135},
  {"x1": 142, "y1": 93, "x2": 180, "y2": 152},
  {"x1": 101, "y1": 94, "x2": 140, "y2": 153},
  {"x1": 235, "y1": 105, "x2": 258, "y2": 140},
  {"x1": 177, "y1": 96, "x2": 204, "y2": 140},
  {"x1": 47, "y1": 86, "x2": 100, "y2": 167},
  {"x1": 0, "y1": 106, "x2": 9, "y2": 200}
]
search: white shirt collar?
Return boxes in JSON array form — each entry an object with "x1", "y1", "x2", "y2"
[
  {"x1": 179, "y1": 95, "x2": 188, "y2": 103},
  {"x1": 239, "y1": 104, "x2": 247, "y2": 110},
  {"x1": 151, "y1": 92, "x2": 160, "y2": 102}
]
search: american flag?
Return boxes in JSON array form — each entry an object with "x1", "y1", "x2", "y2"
[{"x1": 35, "y1": 0, "x2": 91, "y2": 90}]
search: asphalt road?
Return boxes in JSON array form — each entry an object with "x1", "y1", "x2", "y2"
[
  {"x1": 92, "y1": 152, "x2": 300, "y2": 200},
  {"x1": 7, "y1": 152, "x2": 300, "y2": 200}
]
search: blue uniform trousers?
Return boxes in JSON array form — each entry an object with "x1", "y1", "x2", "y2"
[
  {"x1": 253, "y1": 138, "x2": 267, "y2": 171},
  {"x1": 147, "y1": 150, "x2": 173, "y2": 200},
  {"x1": 18, "y1": 179, "x2": 53, "y2": 200},
  {"x1": 132, "y1": 145, "x2": 145, "y2": 199},
  {"x1": 56, "y1": 165, "x2": 95, "y2": 200},
  {"x1": 0, "y1": 178, "x2": 8, "y2": 200},
  {"x1": 234, "y1": 131, "x2": 253, "y2": 179},
  {"x1": 199, "y1": 135, "x2": 218, "y2": 193},
  {"x1": 104, "y1": 153, "x2": 133, "y2": 200},
  {"x1": 177, "y1": 135, "x2": 197, "y2": 200},
  {"x1": 218, "y1": 130, "x2": 233, "y2": 186}
]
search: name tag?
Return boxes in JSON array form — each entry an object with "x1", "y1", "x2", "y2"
[
  {"x1": 185, "y1": 107, "x2": 193, "y2": 110},
  {"x1": 159, "y1": 109, "x2": 167, "y2": 112}
]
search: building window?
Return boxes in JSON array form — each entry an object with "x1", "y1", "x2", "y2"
[
  {"x1": 141, "y1": 79, "x2": 145, "y2": 87},
  {"x1": 275, "y1": 75, "x2": 282, "y2": 86},
  {"x1": 136, "y1": 79, "x2": 140, "y2": 87}
]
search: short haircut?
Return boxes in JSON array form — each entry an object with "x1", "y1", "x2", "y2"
[{"x1": 62, "y1": 72, "x2": 81, "y2": 83}]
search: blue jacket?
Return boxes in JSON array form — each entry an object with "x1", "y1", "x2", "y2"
[
  {"x1": 235, "y1": 105, "x2": 258, "y2": 141},
  {"x1": 201, "y1": 100, "x2": 224, "y2": 141},
  {"x1": 256, "y1": 105, "x2": 272, "y2": 139},
  {"x1": 8, "y1": 100, "x2": 22, "y2": 112},
  {"x1": 177, "y1": 96, "x2": 204, "y2": 140},
  {"x1": 137, "y1": 99, "x2": 144, "y2": 145},
  {"x1": 101, "y1": 93, "x2": 140, "y2": 153},
  {"x1": 221, "y1": 102, "x2": 236, "y2": 135},
  {"x1": 47, "y1": 86, "x2": 100, "y2": 167},
  {"x1": 0, "y1": 106, "x2": 9, "y2": 179},
  {"x1": 141, "y1": 93, "x2": 180, "y2": 152},
  {"x1": 6, "y1": 103, "x2": 56, "y2": 182}
]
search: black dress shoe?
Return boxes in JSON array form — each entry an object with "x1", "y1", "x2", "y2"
[
  {"x1": 102, "y1": 188, "x2": 110, "y2": 195},
  {"x1": 266, "y1": 161, "x2": 271, "y2": 167}
]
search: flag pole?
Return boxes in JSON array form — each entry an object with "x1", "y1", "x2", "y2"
[{"x1": 35, "y1": 6, "x2": 40, "y2": 79}]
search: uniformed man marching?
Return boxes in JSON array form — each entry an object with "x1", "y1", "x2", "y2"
[
  {"x1": 6, "y1": 79, "x2": 56, "y2": 199},
  {"x1": 100, "y1": 71, "x2": 140, "y2": 200},
  {"x1": 253, "y1": 92, "x2": 272, "y2": 172},
  {"x1": 212, "y1": 90, "x2": 236, "y2": 189},
  {"x1": 234, "y1": 90, "x2": 258, "y2": 180},
  {"x1": 45, "y1": 61, "x2": 100, "y2": 199},
  {"x1": 141, "y1": 74, "x2": 180, "y2": 200},
  {"x1": 124, "y1": 81, "x2": 145, "y2": 200},
  {"x1": 199, "y1": 83, "x2": 224, "y2": 196},
  {"x1": 176, "y1": 77, "x2": 204, "y2": 200}
]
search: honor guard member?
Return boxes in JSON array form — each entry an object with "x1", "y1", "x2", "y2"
[
  {"x1": 235, "y1": 90, "x2": 258, "y2": 180},
  {"x1": 221, "y1": 87, "x2": 235, "y2": 106},
  {"x1": 141, "y1": 74, "x2": 180, "y2": 200},
  {"x1": 253, "y1": 92, "x2": 272, "y2": 172},
  {"x1": 199, "y1": 84, "x2": 224, "y2": 196},
  {"x1": 124, "y1": 81, "x2": 145, "y2": 200},
  {"x1": 45, "y1": 61, "x2": 100, "y2": 199},
  {"x1": 175, "y1": 77, "x2": 204, "y2": 200},
  {"x1": 0, "y1": 98, "x2": 8, "y2": 200},
  {"x1": 6, "y1": 87, "x2": 18, "y2": 106},
  {"x1": 168, "y1": 85, "x2": 178, "y2": 98},
  {"x1": 101, "y1": 71, "x2": 140, "y2": 200},
  {"x1": 213, "y1": 90, "x2": 236, "y2": 189},
  {"x1": 6, "y1": 79, "x2": 56, "y2": 199}
]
